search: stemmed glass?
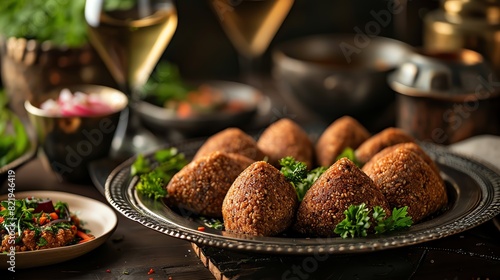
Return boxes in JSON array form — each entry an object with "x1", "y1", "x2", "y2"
[
  {"x1": 85, "y1": 0, "x2": 177, "y2": 156},
  {"x1": 209, "y1": 0, "x2": 294, "y2": 86}
]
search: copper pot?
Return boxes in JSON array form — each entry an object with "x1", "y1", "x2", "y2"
[{"x1": 389, "y1": 49, "x2": 500, "y2": 144}]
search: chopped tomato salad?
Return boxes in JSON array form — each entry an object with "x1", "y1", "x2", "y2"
[{"x1": 0, "y1": 197, "x2": 94, "y2": 252}]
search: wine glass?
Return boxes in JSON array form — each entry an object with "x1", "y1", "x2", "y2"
[
  {"x1": 209, "y1": 0, "x2": 294, "y2": 86},
  {"x1": 85, "y1": 0, "x2": 178, "y2": 157}
]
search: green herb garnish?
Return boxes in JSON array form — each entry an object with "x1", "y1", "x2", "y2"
[
  {"x1": 374, "y1": 206, "x2": 413, "y2": 234},
  {"x1": 336, "y1": 147, "x2": 362, "y2": 168},
  {"x1": 334, "y1": 203, "x2": 413, "y2": 238},
  {"x1": 199, "y1": 217, "x2": 224, "y2": 230},
  {"x1": 132, "y1": 147, "x2": 188, "y2": 200},
  {"x1": 0, "y1": 0, "x2": 87, "y2": 47},
  {"x1": 37, "y1": 237, "x2": 48, "y2": 247},
  {"x1": 54, "y1": 201, "x2": 70, "y2": 216},
  {"x1": 140, "y1": 62, "x2": 191, "y2": 106},
  {"x1": 0, "y1": 198, "x2": 76, "y2": 244},
  {"x1": 130, "y1": 154, "x2": 151, "y2": 177},
  {"x1": 279, "y1": 156, "x2": 327, "y2": 201},
  {"x1": 136, "y1": 172, "x2": 165, "y2": 201},
  {"x1": 333, "y1": 203, "x2": 371, "y2": 238},
  {"x1": 0, "y1": 91, "x2": 30, "y2": 167}
]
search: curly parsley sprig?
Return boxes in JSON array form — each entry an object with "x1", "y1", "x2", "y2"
[
  {"x1": 334, "y1": 203, "x2": 413, "y2": 238},
  {"x1": 279, "y1": 157, "x2": 327, "y2": 201},
  {"x1": 374, "y1": 206, "x2": 413, "y2": 234},
  {"x1": 131, "y1": 147, "x2": 188, "y2": 200}
]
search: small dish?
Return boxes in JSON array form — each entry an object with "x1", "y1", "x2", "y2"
[
  {"x1": 0, "y1": 191, "x2": 117, "y2": 269},
  {"x1": 24, "y1": 84, "x2": 128, "y2": 182},
  {"x1": 133, "y1": 80, "x2": 268, "y2": 137}
]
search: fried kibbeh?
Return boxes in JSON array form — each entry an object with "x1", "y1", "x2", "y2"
[
  {"x1": 315, "y1": 116, "x2": 371, "y2": 167},
  {"x1": 362, "y1": 148, "x2": 448, "y2": 223},
  {"x1": 355, "y1": 127, "x2": 415, "y2": 164},
  {"x1": 222, "y1": 161, "x2": 298, "y2": 236},
  {"x1": 363, "y1": 142, "x2": 441, "y2": 177},
  {"x1": 257, "y1": 118, "x2": 314, "y2": 168},
  {"x1": 166, "y1": 151, "x2": 254, "y2": 217},
  {"x1": 294, "y1": 158, "x2": 390, "y2": 237},
  {"x1": 193, "y1": 128, "x2": 264, "y2": 161}
]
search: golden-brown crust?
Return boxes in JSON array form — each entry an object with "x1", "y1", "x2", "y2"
[
  {"x1": 257, "y1": 118, "x2": 314, "y2": 169},
  {"x1": 355, "y1": 127, "x2": 415, "y2": 164},
  {"x1": 294, "y1": 158, "x2": 390, "y2": 237},
  {"x1": 193, "y1": 128, "x2": 264, "y2": 161},
  {"x1": 362, "y1": 148, "x2": 448, "y2": 223},
  {"x1": 222, "y1": 161, "x2": 298, "y2": 236},
  {"x1": 363, "y1": 142, "x2": 441, "y2": 177},
  {"x1": 166, "y1": 151, "x2": 254, "y2": 217},
  {"x1": 315, "y1": 116, "x2": 371, "y2": 167}
]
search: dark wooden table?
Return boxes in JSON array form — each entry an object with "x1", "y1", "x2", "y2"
[{"x1": 1, "y1": 157, "x2": 500, "y2": 280}]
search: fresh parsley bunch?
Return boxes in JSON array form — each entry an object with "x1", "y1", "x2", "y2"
[
  {"x1": 279, "y1": 156, "x2": 327, "y2": 201},
  {"x1": 131, "y1": 148, "x2": 188, "y2": 200},
  {"x1": 334, "y1": 203, "x2": 413, "y2": 238}
]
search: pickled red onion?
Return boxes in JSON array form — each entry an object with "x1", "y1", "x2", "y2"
[{"x1": 40, "y1": 88, "x2": 116, "y2": 117}]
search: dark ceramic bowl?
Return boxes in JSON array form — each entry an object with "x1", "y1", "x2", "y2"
[
  {"x1": 273, "y1": 34, "x2": 412, "y2": 123},
  {"x1": 25, "y1": 84, "x2": 128, "y2": 183},
  {"x1": 133, "y1": 80, "x2": 269, "y2": 137}
]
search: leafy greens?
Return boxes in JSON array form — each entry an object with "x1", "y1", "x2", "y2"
[
  {"x1": 131, "y1": 147, "x2": 188, "y2": 200},
  {"x1": 334, "y1": 203, "x2": 413, "y2": 238},
  {"x1": 0, "y1": 90, "x2": 30, "y2": 167},
  {"x1": 0, "y1": 0, "x2": 87, "y2": 47},
  {"x1": 336, "y1": 147, "x2": 362, "y2": 168},
  {"x1": 279, "y1": 156, "x2": 327, "y2": 201},
  {"x1": 140, "y1": 61, "x2": 192, "y2": 106}
]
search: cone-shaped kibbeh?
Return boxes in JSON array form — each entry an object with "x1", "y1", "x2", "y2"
[
  {"x1": 315, "y1": 116, "x2": 371, "y2": 167},
  {"x1": 222, "y1": 161, "x2": 298, "y2": 236},
  {"x1": 294, "y1": 158, "x2": 390, "y2": 237},
  {"x1": 193, "y1": 128, "x2": 264, "y2": 161},
  {"x1": 257, "y1": 118, "x2": 314, "y2": 169},
  {"x1": 362, "y1": 147, "x2": 448, "y2": 223},
  {"x1": 355, "y1": 127, "x2": 415, "y2": 165},
  {"x1": 363, "y1": 142, "x2": 441, "y2": 177},
  {"x1": 167, "y1": 151, "x2": 254, "y2": 217}
]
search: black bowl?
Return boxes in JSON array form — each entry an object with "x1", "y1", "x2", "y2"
[
  {"x1": 273, "y1": 34, "x2": 413, "y2": 123},
  {"x1": 133, "y1": 80, "x2": 269, "y2": 137}
]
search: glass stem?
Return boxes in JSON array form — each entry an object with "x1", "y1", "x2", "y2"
[{"x1": 238, "y1": 54, "x2": 262, "y2": 88}]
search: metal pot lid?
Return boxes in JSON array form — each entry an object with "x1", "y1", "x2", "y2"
[{"x1": 388, "y1": 48, "x2": 500, "y2": 99}]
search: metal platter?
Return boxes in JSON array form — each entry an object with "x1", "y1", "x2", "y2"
[{"x1": 105, "y1": 140, "x2": 500, "y2": 254}]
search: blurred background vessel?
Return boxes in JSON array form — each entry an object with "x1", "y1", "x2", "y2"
[
  {"x1": 389, "y1": 48, "x2": 500, "y2": 144},
  {"x1": 424, "y1": 0, "x2": 500, "y2": 77},
  {"x1": 1, "y1": 0, "x2": 500, "y2": 146}
]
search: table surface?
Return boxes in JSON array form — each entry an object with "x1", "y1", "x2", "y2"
[
  {"x1": 2, "y1": 152, "x2": 500, "y2": 280},
  {"x1": 1, "y1": 81, "x2": 500, "y2": 280}
]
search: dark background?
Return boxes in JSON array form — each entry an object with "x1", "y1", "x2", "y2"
[{"x1": 163, "y1": 0, "x2": 440, "y2": 79}]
